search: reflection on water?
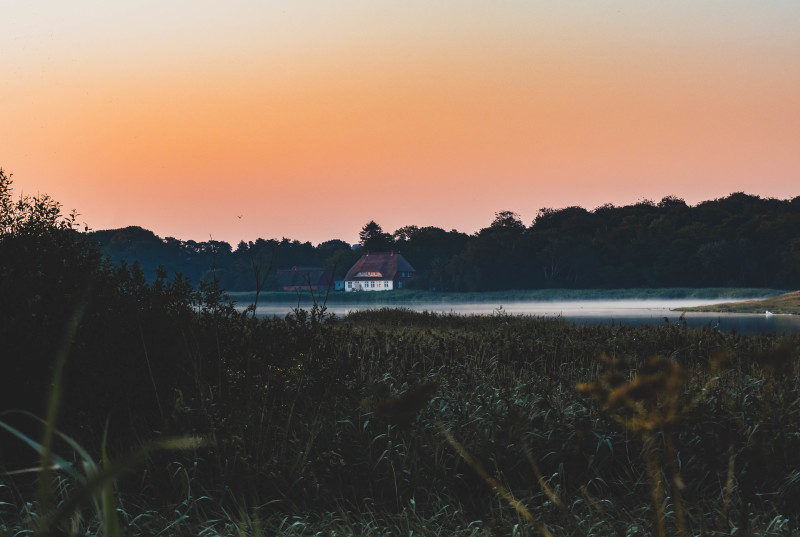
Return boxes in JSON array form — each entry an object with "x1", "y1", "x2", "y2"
[{"x1": 244, "y1": 299, "x2": 800, "y2": 335}]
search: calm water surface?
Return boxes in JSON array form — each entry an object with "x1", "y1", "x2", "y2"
[{"x1": 246, "y1": 299, "x2": 800, "y2": 335}]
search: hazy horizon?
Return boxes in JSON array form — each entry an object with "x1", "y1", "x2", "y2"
[{"x1": 4, "y1": 2, "x2": 799, "y2": 246}]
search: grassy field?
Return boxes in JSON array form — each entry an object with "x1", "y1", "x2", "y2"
[
  {"x1": 3, "y1": 308, "x2": 800, "y2": 536},
  {"x1": 676, "y1": 290, "x2": 800, "y2": 315},
  {"x1": 228, "y1": 287, "x2": 790, "y2": 307}
]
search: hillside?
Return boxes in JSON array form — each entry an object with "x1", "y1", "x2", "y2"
[{"x1": 676, "y1": 290, "x2": 800, "y2": 314}]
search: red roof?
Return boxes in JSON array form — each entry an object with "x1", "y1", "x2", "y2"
[{"x1": 344, "y1": 252, "x2": 416, "y2": 281}]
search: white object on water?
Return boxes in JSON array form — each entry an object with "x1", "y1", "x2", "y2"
[{"x1": 765, "y1": 310, "x2": 773, "y2": 317}]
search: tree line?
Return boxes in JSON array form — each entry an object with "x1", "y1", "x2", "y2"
[{"x1": 89, "y1": 193, "x2": 800, "y2": 291}]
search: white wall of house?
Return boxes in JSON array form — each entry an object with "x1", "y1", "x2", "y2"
[{"x1": 345, "y1": 280, "x2": 394, "y2": 292}]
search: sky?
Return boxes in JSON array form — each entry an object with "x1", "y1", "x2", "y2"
[{"x1": 3, "y1": 1, "x2": 799, "y2": 246}]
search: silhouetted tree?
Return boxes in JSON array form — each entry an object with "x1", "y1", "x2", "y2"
[
  {"x1": 392, "y1": 225, "x2": 420, "y2": 245},
  {"x1": 489, "y1": 210, "x2": 526, "y2": 234},
  {"x1": 1, "y1": 168, "x2": 246, "y2": 454},
  {"x1": 359, "y1": 220, "x2": 393, "y2": 251},
  {"x1": 317, "y1": 239, "x2": 358, "y2": 279}
]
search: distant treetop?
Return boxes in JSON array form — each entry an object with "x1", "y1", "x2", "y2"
[{"x1": 359, "y1": 220, "x2": 393, "y2": 251}]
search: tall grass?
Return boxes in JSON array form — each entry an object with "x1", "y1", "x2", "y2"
[
  {"x1": 3, "y1": 308, "x2": 799, "y2": 535},
  {"x1": 0, "y1": 323, "x2": 202, "y2": 537}
]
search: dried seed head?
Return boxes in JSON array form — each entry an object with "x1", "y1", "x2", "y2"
[{"x1": 579, "y1": 355, "x2": 689, "y2": 431}]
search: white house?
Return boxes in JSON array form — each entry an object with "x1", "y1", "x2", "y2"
[{"x1": 343, "y1": 251, "x2": 416, "y2": 292}]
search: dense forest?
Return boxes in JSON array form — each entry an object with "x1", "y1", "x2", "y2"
[{"x1": 91, "y1": 193, "x2": 800, "y2": 291}]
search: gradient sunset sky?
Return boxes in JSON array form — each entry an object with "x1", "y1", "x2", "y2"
[{"x1": 3, "y1": 1, "x2": 799, "y2": 246}]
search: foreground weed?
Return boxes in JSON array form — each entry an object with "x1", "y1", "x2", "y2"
[
  {"x1": 438, "y1": 422, "x2": 555, "y2": 537},
  {"x1": 1, "y1": 316, "x2": 203, "y2": 536},
  {"x1": 1, "y1": 412, "x2": 204, "y2": 536},
  {"x1": 578, "y1": 355, "x2": 693, "y2": 537}
]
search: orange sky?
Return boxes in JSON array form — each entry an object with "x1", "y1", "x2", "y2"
[{"x1": 3, "y1": 2, "x2": 799, "y2": 245}]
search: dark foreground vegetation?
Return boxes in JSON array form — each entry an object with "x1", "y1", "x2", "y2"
[{"x1": 3, "y1": 169, "x2": 800, "y2": 535}]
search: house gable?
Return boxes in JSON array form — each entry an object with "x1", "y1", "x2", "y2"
[{"x1": 343, "y1": 252, "x2": 416, "y2": 291}]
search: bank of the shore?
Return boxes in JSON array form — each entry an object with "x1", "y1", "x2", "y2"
[{"x1": 676, "y1": 290, "x2": 800, "y2": 314}]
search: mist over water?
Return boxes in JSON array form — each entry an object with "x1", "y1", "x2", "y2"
[{"x1": 246, "y1": 299, "x2": 800, "y2": 335}]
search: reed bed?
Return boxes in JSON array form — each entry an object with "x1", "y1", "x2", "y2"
[{"x1": 2, "y1": 307, "x2": 799, "y2": 536}]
